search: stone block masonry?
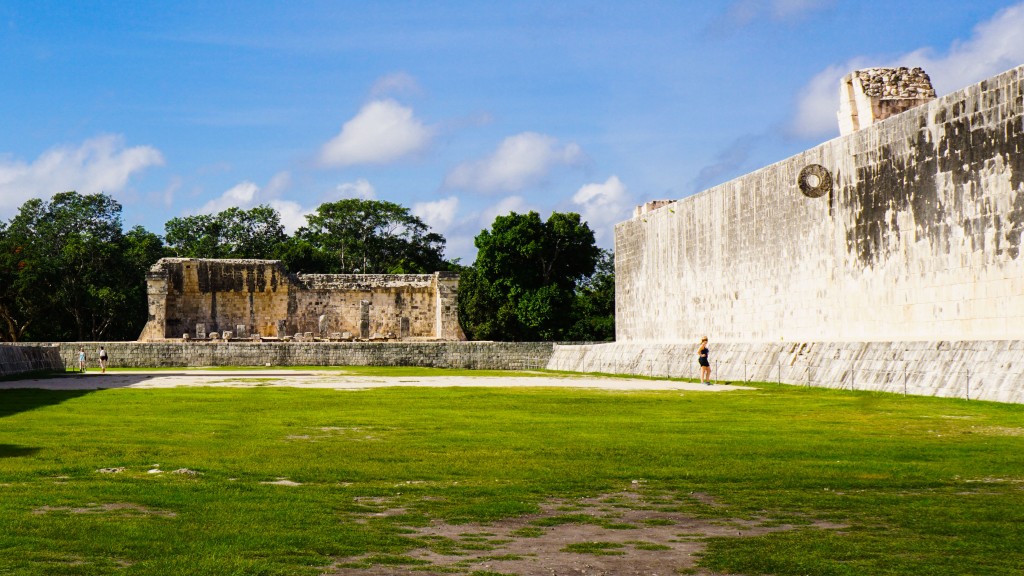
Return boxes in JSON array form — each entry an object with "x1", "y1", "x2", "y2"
[
  {"x1": 0, "y1": 344, "x2": 64, "y2": 376},
  {"x1": 30, "y1": 341, "x2": 554, "y2": 371}
]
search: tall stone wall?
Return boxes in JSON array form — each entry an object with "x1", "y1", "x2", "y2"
[
  {"x1": 139, "y1": 259, "x2": 465, "y2": 341},
  {"x1": 617, "y1": 64, "x2": 1024, "y2": 344}
]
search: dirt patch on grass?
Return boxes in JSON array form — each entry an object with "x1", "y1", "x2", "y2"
[
  {"x1": 324, "y1": 490, "x2": 845, "y2": 576},
  {"x1": 33, "y1": 502, "x2": 177, "y2": 518}
]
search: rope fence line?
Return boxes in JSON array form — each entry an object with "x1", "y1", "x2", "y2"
[{"x1": 692, "y1": 360, "x2": 986, "y2": 401}]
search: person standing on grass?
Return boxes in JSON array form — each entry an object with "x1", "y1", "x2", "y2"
[
  {"x1": 98, "y1": 346, "x2": 108, "y2": 373},
  {"x1": 698, "y1": 337, "x2": 711, "y2": 385},
  {"x1": 78, "y1": 348, "x2": 87, "y2": 373}
]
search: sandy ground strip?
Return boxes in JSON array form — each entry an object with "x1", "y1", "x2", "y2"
[{"x1": 0, "y1": 370, "x2": 753, "y2": 392}]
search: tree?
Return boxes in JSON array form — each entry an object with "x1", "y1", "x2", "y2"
[
  {"x1": 565, "y1": 248, "x2": 615, "y2": 341},
  {"x1": 459, "y1": 211, "x2": 601, "y2": 341},
  {"x1": 164, "y1": 205, "x2": 287, "y2": 259},
  {"x1": 297, "y1": 199, "x2": 447, "y2": 274},
  {"x1": 0, "y1": 192, "x2": 163, "y2": 341}
]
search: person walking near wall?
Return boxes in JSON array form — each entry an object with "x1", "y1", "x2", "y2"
[
  {"x1": 77, "y1": 348, "x2": 87, "y2": 373},
  {"x1": 698, "y1": 337, "x2": 711, "y2": 385},
  {"x1": 98, "y1": 346, "x2": 108, "y2": 373}
]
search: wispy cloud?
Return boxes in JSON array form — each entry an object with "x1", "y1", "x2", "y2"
[
  {"x1": 318, "y1": 99, "x2": 434, "y2": 167},
  {"x1": 444, "y1": 132, "x2": 585, "y2": 194},
  {"x1": 0, "y1": 134, "x2": 164, "y2": 217},
  {"x1": 370, "y1": 72, "x2": 423, "y2": 98},
  {"x1": 791, "y1": 3, "x2": 1024, "y2": 139},
  {"x1": 691, "y1": 136, "x2": 762, "y2": 192},
  {"x1": 716, "y1": 0, "x2": 832, "y2": 28}
]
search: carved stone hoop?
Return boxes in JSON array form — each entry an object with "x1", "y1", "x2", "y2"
[{"x1": 798, "y1": 164, "x2": 832, "y2": 198}]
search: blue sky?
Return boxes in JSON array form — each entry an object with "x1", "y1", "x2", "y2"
[{"x1": 2, "y1": 1, "x2": 1024, "y2": 262}]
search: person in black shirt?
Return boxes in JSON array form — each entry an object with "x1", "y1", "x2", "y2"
[{"x1": 697, "y1": 337, "x2": 710, "y2": 385}]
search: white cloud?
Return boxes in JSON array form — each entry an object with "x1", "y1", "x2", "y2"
[
  {"x1": 0, "y1": 134, "x2": 164, "y2": 217},
  {"x1": 572, "y1": 176, "x2": 634, "y2": 245},
  {"x1": 790, "y1": 61, "x2": 868, "y2": 138},
  {"x1": 413, "y1": 196, "x2": 459, "y2": 233},
  {"x1": 444, "y1": 132, "x2": 585, "y2": 194},
  {"x1": 269, "y1": 199, "x2": 310, "y2": 233},
  {"x1": 318, "y1": 99, "x2": 433, "y2": 167},
  {"x1": 370, "y1": 72, "x2": 423, "y2": 98},
  {"x1": 791, "y1": 3, "x2": 1024, "y2": 139},
  {"x1": 479, "y1": 195, "x2": 532, "y2": 227},
  {"x1": 197, "y1": 181, "x2": 260, "y2": 214},
  {"x1": 194, "y1": 171, "x2": 313, "y2": 232},
  {"x1": 332, "y1": 178, "x2": 377, "y2": 200}
]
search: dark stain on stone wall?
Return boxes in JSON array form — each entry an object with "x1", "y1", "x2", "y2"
[
  {"x1": 170, "y1": 266, "x2": 183, "y2": 293},
  {"x1": 195, "y1": 261, "x2": 285, "y2": 293},
  {"x1": 846, "y1": 82, "x2": 1024, "y2": 267},
  {"x1": 846, "y1": 127, "x2": 939, "y2": 267}
]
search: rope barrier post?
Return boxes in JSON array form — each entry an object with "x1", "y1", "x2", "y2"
[
  {"x1": 966, "y1": 368, "x2": 970, "y2": 401},
  {"x1": 904, "y1": 366, "x2": 908, "y2": 397}
]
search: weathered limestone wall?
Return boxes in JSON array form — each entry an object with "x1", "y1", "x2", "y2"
[
  {"x1": 0, "y1": 344, "x2": 64, "y2": 376},
  {"x1": 139, "y1": 259, "x2": 465, "y2": 341},
  {"x1": 291, "y1": 273, "x2": 464, "y2": 340},
  {"x1": 617, "y1": 64, "x2": 1024, "y2": 344},
  {"x1": 29, "y1": 341, "x2": 551, "y2": 370},
  {"x1": 548, "y1": 341, "x2": 1024, "y2": 404},
  {"x1": 138, "y1": 259, "x2": 289, "y2": 341}
]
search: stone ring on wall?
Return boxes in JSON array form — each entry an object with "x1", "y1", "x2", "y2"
[{"x1": 798, "y1": 164, "x2": 832, "y2": 198}]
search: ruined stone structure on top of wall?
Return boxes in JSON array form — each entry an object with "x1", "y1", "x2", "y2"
[
  {"x1": 138, "y1": 258, "x2": 465, "y2": 342},
  {"x1": 616, "y1": 64, "x2": 1024, "y2": 344},
  {"x1": 838, "y1": 67, "x2": 937, "y2": 135}
]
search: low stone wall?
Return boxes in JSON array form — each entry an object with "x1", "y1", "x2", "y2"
[
  {"x1": 547, "y1": 341, "x2": 1024, "y2": 404},
  {"x1": 0, "y1": 344, "x2": 64, "y2": 376},
  {"x1": 20, "y1": 341, "x2": 554, "y2": 371}
]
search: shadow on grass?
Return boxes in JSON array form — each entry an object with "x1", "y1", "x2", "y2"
[
  {"x1": 0, "y1": 443, "x2": 41, "y2": 458},
  {"x1": 0, "y1": 388, "x2": 96, "y2": 420}
]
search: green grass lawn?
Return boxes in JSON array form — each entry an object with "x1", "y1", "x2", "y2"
[{"x1": 1, "y1": 377, "x2": 1023, "y2": 575}]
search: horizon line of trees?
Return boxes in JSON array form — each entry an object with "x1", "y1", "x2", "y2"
[{"x1": 0, "y1": 191, "x2": 614, "y2": 343}]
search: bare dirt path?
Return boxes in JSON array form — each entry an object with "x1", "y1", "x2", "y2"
[{"x1": 0, "y1": 370, "x2": 753, "y2": 392}]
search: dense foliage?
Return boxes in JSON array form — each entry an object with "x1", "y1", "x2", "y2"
[
  {"x1": 458, "y1": 211, "x2": 613, "y2": 341},
  {"x1": 295, "y1": 199, "x2": 448, "y2": 274},
  {"x1": 0, "y1": 192, "x2": 162, "y2": 341},
  {"x1": 1, "y1": 193, "x2": 614, "y2": 342},
  {"x1": 165, "y1": 205, "x2": 287, "y2": 259}
]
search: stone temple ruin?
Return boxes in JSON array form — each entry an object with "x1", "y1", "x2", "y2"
[{"x1": 137, "y1": 258, "x2": 465, "y2": 342}]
